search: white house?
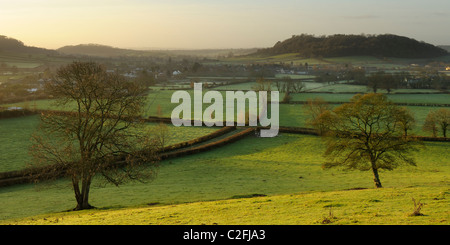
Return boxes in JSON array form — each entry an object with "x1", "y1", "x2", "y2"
[{"x1": 7, "y1": 107, "x2": 23, "y2": 111}]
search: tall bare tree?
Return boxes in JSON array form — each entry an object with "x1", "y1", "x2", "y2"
[
  {"x1": 317, "y1": 93, "x2": 422, "y2": 188},
  {"x1": 30, "y1": 62, "x2": 159, "y2": 210}
]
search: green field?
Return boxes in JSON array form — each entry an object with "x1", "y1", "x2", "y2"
[
  {"x1": 221, "y1": 54, "x2": 440, "y2": 69},
  {"x1": 290, "y1": 93, "x2": 449, "y2": 104},
  {"x1": 223, "y1": 53, "x2": 341, "y2": 65},
  {"x1": 1, "y1": 70, "x2": 449, "y2": 225},
  {"x1": 1, "y1": 133, "x2": 448, "y2": 223},
  {"x1": 3, "y1": 186, "x2": 448, "y2": 225},
  {"x1": 0, "y1": 115, "x2": 38, "y2": 172},
  {"x1": 0, "y1": 53, "x2": 43, "y2": 68},
  {"x1": 0, "y1": 115, "x2": 218, "y2": 172},
  {"x1": 4, "y1": 88, "x2": 448, "y2": 137},
  {"x1": 0, "y1": 52, "x2": 73, "y2": 69},
  {"x1": 7, "y1": 90, "x2": 448, "y2": 113}
]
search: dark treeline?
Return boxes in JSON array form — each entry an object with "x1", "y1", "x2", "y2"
[{"x1": 257, "y1": 34, "x2": 449, "y2": 58}]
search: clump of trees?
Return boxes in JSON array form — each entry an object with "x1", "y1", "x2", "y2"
[
  {"x1": 306, "y1": 93, "x2": 422, "y2": 188},
  {"x1": 30, "y1": 61, "x2": 161, "y2": 210},
  {"x1": 274, "y1": 76, "x2": 305, "y2": 93},
  {"x1": 273, "y1": 76, "x2": 305, "y2": 103},
  {"x1": 366, "y1": 71, "x2": 397, "y2": 93},
  {"x1": 423, "y1": 108, "x2": 450, "y2": 138}
]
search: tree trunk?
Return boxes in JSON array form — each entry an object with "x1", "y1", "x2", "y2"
[
  {"x1": 74, "y1": 191, "x2": 94, "y2": 210},
  {"x1": 72, "y1": 178, "x2": 82, "y2": 208},
  {"x1": 371, "y1": 166, "x2": 382, "y2": 188},
  {"x1": 72, "y1": 176, "x2": 94, "y2": 210},
  {"x1": 82, "y1": 176, "x2": 93, "y2": 209}
]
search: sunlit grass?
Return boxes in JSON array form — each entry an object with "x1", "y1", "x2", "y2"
[
  {"x1": 1, "y1": 81, "x2": 448, "y2": 224},
  {"x1": 1, "y1": 134, "x2": 448, "y2": 222},
  {"x1": 2, "y1": 186, "x2": 448, "y2": 225}
]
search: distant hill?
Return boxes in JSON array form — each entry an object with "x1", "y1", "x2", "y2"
[
  {"x1": 0, "y1": 35, "x2": 56, "y2": 55},
  {"x1": 58, "y1": 44, "x2": 258, "y2": 58},
  {"x1": 57, "y1": 44, "x2": 136, "y2": 57},
  {"x1": 255, "y1": 34, "x2": 449, "y2": 59},
  {"x1": 438, "y1": 45, "x2": 450, "y2": 52}
]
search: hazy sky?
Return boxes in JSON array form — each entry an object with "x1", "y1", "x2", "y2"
[{"x1": 1, "y1": 0, "x2": 449, "y2": 50}]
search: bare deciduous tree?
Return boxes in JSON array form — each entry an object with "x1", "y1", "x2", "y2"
[
  {"x1": 30, "y1": 61, "x2": 159, "y2": 210},
  {"x1": 303, "y1": 97, "x2": 332, "y2": 135}
]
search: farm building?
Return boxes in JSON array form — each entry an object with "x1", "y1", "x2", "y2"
[{"x1": 7, "y1": 107, "x2": 23, "y2": 111}]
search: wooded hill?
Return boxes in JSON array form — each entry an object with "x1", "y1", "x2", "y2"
[
  {"x1": 57, "y1": 44, "x2": 139, "y2": 57},
  {"x1": 0, "y1": 35, "x2": 56, "y2": 55},
  {"x1": 255, "y1": 34, "x2": 449, "y2": 58},
  {"x1": 58, "y1": 44, "x2": 257, "y2": 58}
]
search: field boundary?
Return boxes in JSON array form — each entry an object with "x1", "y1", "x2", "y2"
[
  {"x1": 0, "y1": 126, "x2": 249, "y2": 188},
  {"x1": 0, "y1": 108, "x2": 38, "y2": 119},
  {"x1": 0, "y1": 123, "x2": 448, "y2": 188},
  {"x1": 159, "y1": 127, "x2": 254, "y2": 160},
  {"x1": 275, "y1": 126, "x2": 450, "y2": 142},
  {"x1": 1, "y1": 107, "x2": 449, "y2": 187}
]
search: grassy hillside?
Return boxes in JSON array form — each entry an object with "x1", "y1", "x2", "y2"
[
  {"x1": 1, "y1": 80, "x2": 448, "y2": 224},
  {"x1": 1, "y1": 134, "x2": 448, "y2": 222},
  {"x1": 2, "y1": 186, "x2": 448, "y2": 225}
]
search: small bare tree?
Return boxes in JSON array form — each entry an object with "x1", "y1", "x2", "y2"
[
  {"x1": 410, "y1": 198, "x2": 424, "y2": 216},
  {"x1": 30, "y1": 62, "x2": 159, "y2": 210}
]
